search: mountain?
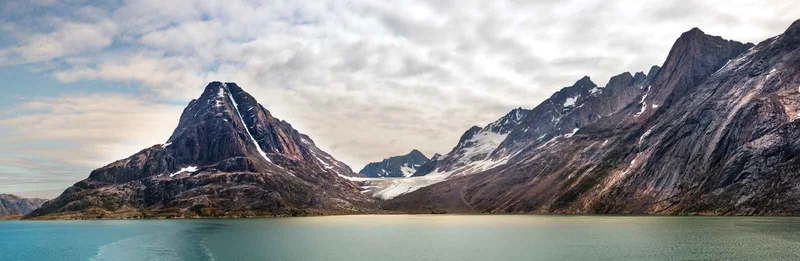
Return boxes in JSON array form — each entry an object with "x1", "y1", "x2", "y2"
[
  {"x1": 27, "y1": 82, "x2": 375, "y2": 219},
  {"x1": 379, "y1": 69, "x2": 658, "y2": 199},
  {"x1": 413, "y1": 107, "x2": 530, "y2": 178},
  {"x1": 387, "y1": 20, "x2": 800, "y2": 215},
  {"x1": 359, "y1": 150, "x2": 430, "y2": 178},
  {"x1": 0, "y1": 194, "x2": 46, "y2": 216}
]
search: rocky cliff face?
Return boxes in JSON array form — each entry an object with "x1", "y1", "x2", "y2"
[
  {"x1": 27, "y1": 82, "x2": 374, "y2": 219},
  {"x1": 359, "y1": 150, "x2": 430, "y2": 178},
  {"x1": 389, "y1": 21, "x2": 800, "y2": 215},
  {"x1": 0, "y1": 194, "x2": 46, "y2": 215}
]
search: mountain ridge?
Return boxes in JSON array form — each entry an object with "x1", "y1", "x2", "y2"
[
  {"x1": 0, "y1": 194, "x2": 47, "y2": 216},
  {"x1": 359, "y1": 150, "x2": 430, "y2": 178},
  {"x1": 386, "y1": 21, "x2": 800, "y2": 215}
]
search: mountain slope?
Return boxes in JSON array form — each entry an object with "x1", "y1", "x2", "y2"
[
  {"x1": 359, "y1": 150, "x2": 430, "y2": 178},
  {"x1": 27, "y1": 82, "x2": 374, "y2": 219},
  {"x1": 413, "y1": 107, "x2": 530, "y2": 178},
  {"x1": 0, "y1": 194, "x2": 46, "y2": 215},
  {"x1": 387, "y1": 21, "x2": 800, "y2": 215}
]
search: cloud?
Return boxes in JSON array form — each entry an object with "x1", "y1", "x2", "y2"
[
  {"x1": 0, "y1": 94, "x2": 183, "y2": 168},
  {"x1": 0, "y1": 4, "x2": 117, "y2": 65},
  {"x1": 1, "y1": 0, "x2": 799, "y2": 185}
]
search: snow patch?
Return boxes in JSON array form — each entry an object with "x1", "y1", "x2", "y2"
[
  {"x1": 635, "y1": 103, "x2": 647, "y2": 117},
  {"x1": 314, "y1": 154, "x2": 333, "y2": 169},
  {"x1": 564, "y1": 128, "x2": 579, "y2": 138},
  {"x1": 400, "y1": 163, "x2": 417, "y2": 178},
  {"x1": 563, "y1": 96, "x2": 579, "y2": 107},
  {"x1": 214, "y1": 87, "x2": 225, "y2": 107},
  {"x1": 640, "y1": 127, "x2": 654, "y2": 144},
  {"x1": 171, "y1": 166, "x2": 198, "y2": 177},
  {"x1": 225, "y1": 85, "x2": 272, "y2": 163},
  {"x1": 457, "y1": 130, "x2": 508, "y2": 164}
]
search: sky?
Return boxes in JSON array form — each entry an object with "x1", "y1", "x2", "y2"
[{"x1": 1, "y1": 0, "x2": 799, "y2": 198}]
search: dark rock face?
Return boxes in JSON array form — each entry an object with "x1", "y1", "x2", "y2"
[
  {"x1": 389, "y1": 21, "x2": 800, "y2": 215},
  {"x1": 27, "y1": 82, "x2": 374, "y2": 219},
  {"x1": 359, "y1": 150, "x2": 430, "y2": 178},
  {"x1": 0, "y1": 194, "x2": 46, "y2": 215}
]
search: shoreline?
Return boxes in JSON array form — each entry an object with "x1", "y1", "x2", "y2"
[{"x1": 10, "y1": 211, "x2": 800, "y2": 221}]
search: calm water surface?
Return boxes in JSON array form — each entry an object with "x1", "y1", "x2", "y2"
[{"x1": 2, "y1": 215, "x2": 800, "y2": 261}]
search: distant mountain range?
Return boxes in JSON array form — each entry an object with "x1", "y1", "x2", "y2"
[
  {"x1": 0, "y1": 194, "x2": 46, "y2": 216},
  {"x1": 24, "y1": 18, "x2": 800, "y2": 218},
  {"x1": 359, "y1": 150, "x2": 430, "y2": 178}
]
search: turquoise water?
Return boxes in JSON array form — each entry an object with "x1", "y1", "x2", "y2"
[{"x1": 2, "y1": 215, "x2": 800, "y2": 261}]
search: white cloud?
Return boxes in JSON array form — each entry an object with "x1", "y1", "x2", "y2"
[{"x1": 0, "y1": 94, "x2": 183, "y2": 168}]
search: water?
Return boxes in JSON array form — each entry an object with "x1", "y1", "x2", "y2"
[{"x1": 2, "y1": 215, "x2": 800, "y2": 261}]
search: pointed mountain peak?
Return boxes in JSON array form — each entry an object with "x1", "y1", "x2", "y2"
[
  {"x1": 28, "y1": 81, "x2": 368, "y2": 219},
  {"x1": 785, "y1": 18, "x2": 800, "y2": 36},
  {"x1": 685, "y1": 27, "x2": 704, "y2": 36},
  {"x1": 487, "y1": 107, "x2": 530, "y2": 134},
  {"x1": 671, "y1": 27, "x2": 743, "y2": 52},
  {"x1": 91, "y1": 81, "x2": 358, "y2": 184},
  {"x1": 359, "y1": 149, "x2": 431, "y2": 178},
  {"x1": 606, "y1": 72, "x2": 634, "y2": 90},
  {"x1": 457, "y1": 126, "x2": 483, "y2": 145},
  {"x1": 775, "y1": 19, "x2": 800, "y2": 48},
  {"x1": 408, "y1": 149, "x2": 426, "y2": 158},
  {"x1": 548, "y1": 76, "x2": 597, "y2": 108},
  {"x1": 647, "y1": 65, "x2": 661, "y2": 79},
  {"x1": 648, "y1": 28, "x2": 751, "y2": 106},
  {"x1": 205, "y1": 81, "x2": 225, "y2": 89},
  {"x1": 632, "y1": 71, "x2": 647, "y2": 84},
  {"x1": 572, "y1": 76, "x2": 596, "y2": 89}
]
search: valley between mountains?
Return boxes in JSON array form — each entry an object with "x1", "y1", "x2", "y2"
[{"x1": 25, "y1": 19, "x2": 800, "y2": 219}]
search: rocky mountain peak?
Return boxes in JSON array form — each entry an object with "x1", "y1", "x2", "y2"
[
  {"x1": 359, "y1": 149, "x2": 431, "y2": 178},
  {"x1": 646, "y1": 27, "x2": 753, "y2": 108},
  {"x1": 29, "y1": 81, "x2": 368, "y2": 219},
  {"x1": 0, "y1": 194, "x2": 47, "y2": 216},
  {"x1": 605, "y1": 72, "x2": 634, "y2": 91},
  {"x1": 487, "y1": 107, "x2": 529, "y2": 134},
  {"x1": 408, "y1": 149, "x2": 425, "y2": 158},
  {"x1": 457, "y1": 126, "x2": 484, "y2": 146},
  {"x1": 632, "y1": 71, "x2": 647, "y2": 83},
  {"x1": 574, "y1": 76, "x2": 595, "y2": 88},
  {"x1": 87, "y1": 81, "x2": 360, "y2": 184},
  {"x1": 775, "y1": 19, "x2": 800, "y2": 48},
  {"x1": 646, "y1": 65, "x2": 661, "y2": 80}
]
